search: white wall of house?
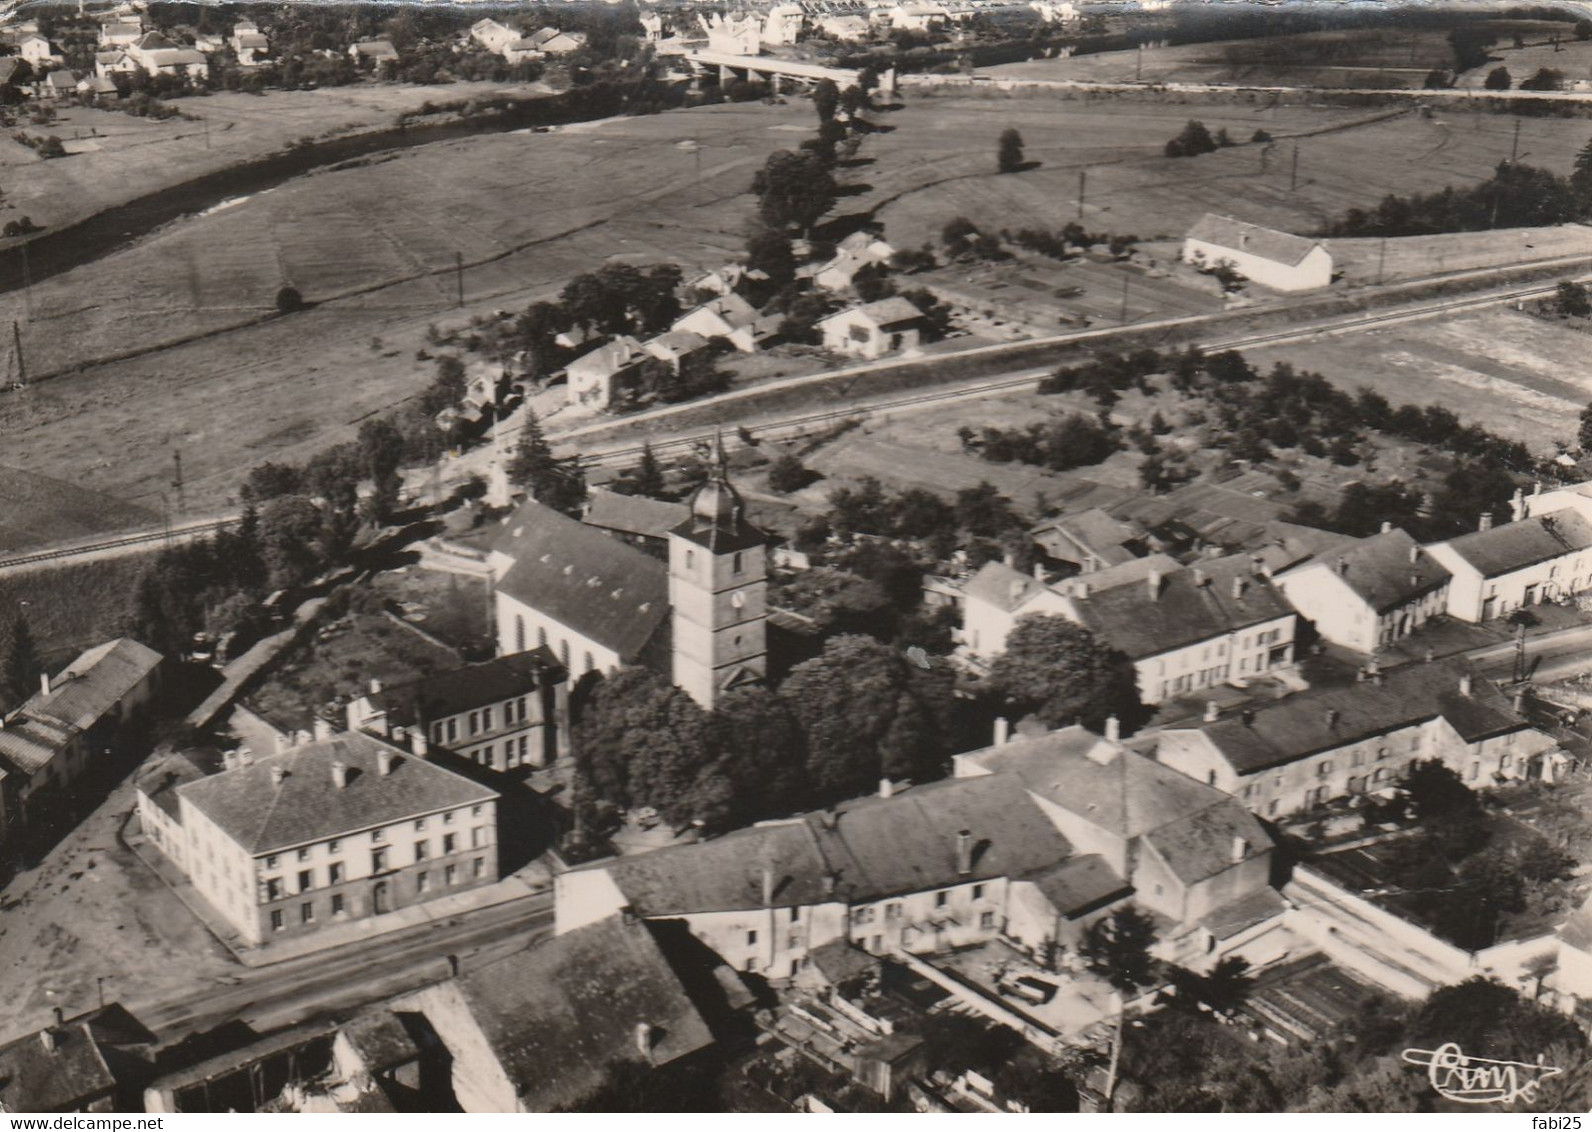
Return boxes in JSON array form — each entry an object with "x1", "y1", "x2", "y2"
[
  {"x1": 1181, "y1": 239, "x2": 1331, "y2": 292},
  {"x1": 495, "y1": 590, "x2": 621, "y2": 676},
  {"x1": 1275, "y1": 565, "x2": 1447, "y2": 653},
  {"x1": 1424, "y1": 543, "x2": 1592, "y2": 623},
  {"x1": 1136, "y1": 612, "x2": 1295, "y2": 704},
  {"x1": 409, "y1": 982, "x2": 524, "y2": 1113},
  {"x1": 960, "y1": 590, "x2": 1072, "y2": 658},
  {"x1": 819, "y1": 312, "x2": 919, "y2": 360}
]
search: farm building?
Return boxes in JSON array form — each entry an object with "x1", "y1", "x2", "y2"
[
  {"x1": 1182, "y1": 214, "x2": 1332, "y2": 293},
  {"x1": 817, "y1": 296, "x2": 925, "y2": 360},
  {"x1": 1424, "y1": 509, "x2": 1592, "y2": 623},
  {"x1": 1273, "y1": 527, "x2": 1450, "y2": 654}
]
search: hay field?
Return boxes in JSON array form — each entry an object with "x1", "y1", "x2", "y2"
[
  {"x1": 1244, "y1": 306, "x2": 1592, "y2": 453},
  {"x1": 0, "y1": 82, "x2": 549, "y2": 234},
  {"x1": 864, "y1": 93, "x2": 1592, "y2": 249},
  {"x1": 0, "y1": 465, "x2": 159, "y2": 556}
]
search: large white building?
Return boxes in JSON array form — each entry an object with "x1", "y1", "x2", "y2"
[
  {"x1": 1425, "y1": 509, "x2": 1592, "y2": 622},
  {"x1": 1273, "y1": 527, "x2": 1450, "y2": 654},
  {"x1": 1182, "y1": 213, "x2": 1332, "y2": 292},
  {"x1": 490, "y1": 442, "x2": 767, "y2": 710}
]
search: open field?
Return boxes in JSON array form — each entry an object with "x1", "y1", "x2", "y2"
[
  {"x1": 1453, "y1": 35, "x2": 1592, "y2": 90},
  {"x1": 986, "y1": 20, "x2": 1570, "y2": 89},
  {"x1": 1245, "y1": 305, "x2": 1592, "y2": 452},
  {"x1": 0, "y1": 82, "x2": 548, "y2": 235},
  {"x1": 6, "y1": 91, "x2": 1592, "y2": 519},
  {"x1": 1327, "y1": 226, "x2": 1592, "y2": 285},
  {"x1": 0, "y1": 464, "x2": 158, "y2": 556},
  {"x1": 0, "y1": 552, "x2": 155, "y2": 668},
  {"x1": 865, "y1": 93, "x2": 1592, "y2": 249}
]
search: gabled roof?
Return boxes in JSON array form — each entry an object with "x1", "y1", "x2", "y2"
[
  {"x1": 961, "y1": 560, "x2": 1051, "y2": 614},
  {"x1": 177, "y1": 731, "x2": 497, "y2": 854},
  {"x1": 0, "y1": 1023, "x2": 115, "y2": 1112},
  {"x1": 1071, "y1": 553, "x2": 1294, "y2": 660},
  {"x1": 1034, "y1": 507, "x2": 1142, "y2": 567},
  {"x1": 42, "y1": 70, "x2": 75, "y2": 89},
  {"x1": 449, "y1": 915, "x2": 713, "y2": 1111},
  {"x1": 643, "y1": 329, "x2": 710, "y2": 357},
  {"x1": 1171, "y1": 660, "x2": 1530, "y2": 775},
  {"x1": 492, "y1": 499, "x2": 670, "y2": 661},
  {"x1": 958, "y1": 725, "x2": 1269, "y2": 852},
  {"x1": 31, "y1": 638, "x2": 162, "y2": 731},
  {"x1": 582, "y1": 488, "x2": 690, "y2": 541},
  {"x1": 234, "y1": 32, "x2": 269, "y2": 49},
  {"x1": 567, "y1": 335, "x2": 646, "y2": 380},
  {"x1": 1435, "y1": 510, "x2": 1592, "y2": 579},
  {"x1": 351, "y1": 39, "x2": 398, "y2": 57},
  {"x1": 821, "y1": 296, "x2": 923, "y2": 329},
  {"x1": 368, "y1": 648, "x2": 565, "y2": 729},
  {"x1": 595, "y1": 773, "x2": 1074, "y2": 915},
  {"x1": 144, "y1": 48, "x2": 207, "y2": 66},
  {"x1": 1025, "y1": 854, "x2": 1131, "y2": 917},
  {"x1": 1186, "y1": 213, "x2": 1323, "y2": 267},
  {"x1": 132, "y1": 30, "x2": 174, "y2": 50},
  {"x1": 1248, "y1": 520, "x2": 1358, "y2": 575},
  {"x1": 1280, "y1": 527, "x2": 1450, "y2": 613}
]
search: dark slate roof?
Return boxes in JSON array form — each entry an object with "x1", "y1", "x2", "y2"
[
  {"x1": 452, "y1": 916, "x2": 713, "y2": 1112},
  {"x1": 1026, "y1": 854, "x2": 1131, "y2": 917},
  {"x1": 597, "y1": 773, "x2": 1073, "y2": 915},
  {"x1": 134, "y1": 748, "x2": 208, "y2": 821},
  {"x1": 29, "y1": 638, "x2": 161, "y2": 732},
  {"x1": 1143, "y1": 802, "x2": 1265, "y2": 887},
  {"x1": 1178, "y1": 660, "x2": 1530, "y2": 775},
  {"x1": 804, "y1": 940, "x2": 879, "y2": 985},
  {"x1": 1203, "y1": 887, "x2": 1288, "y2": 941},
  {"x1": 0, "y1": 1023, "x2": 115, "y2": 1112},
  {"x1": 1034, "y1": 508, "x2": 1142, "y2": 567},
  {"x1": 1249, "y1": 521, "x2": 1359, "y2": 575},
  {"x1": 493, "y1": 500, "x2": 670, "y2": 661},
  {"x1": 582, "y1": 489, "x2": 689, "y2": 542},
  {"x1": 959, "y1": 725, "x2": 1271, "y2": 852},
  {"x1": 339, "y1": 1007, "x2": 421, "y2": 1073},
  {"x1": 177, "y1": 732, "x2": 497, "y2": 854},
  {"x1": 1286, "y1": 528, "x2": 1450, "y2": 613},
  {"x1": 1186, "y1": 213, "x2": 1322, "y2": 267},
  {"x1": 1071, "y1": 553, "x2": 1294, "y2": 659},
  {"x1": 1437, "y1": 510, "x2": 1592, "y2": 579},
  {"x1": 369, "y1": 648, "x2": 564, "y2": 728}
]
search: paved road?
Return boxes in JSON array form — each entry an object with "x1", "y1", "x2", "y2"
[
  {"x1": 1470, "y1": 622, "x2": 1592, "y2": 684},
  {"x1": 136, "y1": 891, "x2": 555, "y2": 1042}
]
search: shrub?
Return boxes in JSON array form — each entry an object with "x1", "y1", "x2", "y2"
[{"x1": 275, "y1": 286, "x2": 305, "y2": 314}]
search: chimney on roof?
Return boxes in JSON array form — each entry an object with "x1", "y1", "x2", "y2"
[
  {"x1": 993, "y1": 716, "x2": 1010, "y2": 746},
  {"x1": 1003, "y1": 550, "x2": 1017, "y2": 569},
  {"x1": 1459, "y1": 673, "x2": 1474, "y2": 698},
  {"x1": 762, "y1": 865, "x2": 775, "y2": 907},
  {"x1": 1380, "y1": 520, "x2": 1392, "y2": 534},
  {"x1": 1409, "y1": 544, "x2": 1420, "y2": 565},
  {"x1": 1009, "y1": 579, "x2": 1027, "y2": 605},
  {"x1": 1325, "y1": 708, "x2": 1339, "y2": 728},
  {"x1": 369, "y1": 676, "x2": 382, "y2": 696},
  {"x1": 378, "y1": 748, "x2": 395, "y2": 776},
  {"x1": 1231, "y1": 575, "x2": 1246, "y2": 600},
  {"x1": 52, "y1": 1007, "x2": 63, "y2": 1028},
  {"x1": 270, "y1": 765, "x2": 286, "y2": 788},
  {"x1": 1424, "y1": 647, "x2": 1436, "y2": 664},
  {"x1": 1203, "y1": 701, "x2": 1219, "y2": 723},
  {"x1": 1533, "y1": 481, "x2": 1542, "y2": 497},
  {"x1": 39, "y1": 672, "x2": 49, "y2": 697},
  {"x1": 313, "y1": 717, "x2": 334, "y2": 742},
  {"x1": 1240, "y1": 708, "x2": 1255, "y2": 727},
  {"x1": 635, "y1": 1022, "x2": 656, "y2": 1066},
  {"x1": 1104, "y1": 714, "x2": 1120, "y2": 742},
  {"x1": 39, "y1": 1028, "x2": 56, "y2": 1054},
  {"x1": 1513, "y1": 688, "x2": 1527, "y2": 713},
  {"x1": 823, "y1": 870, "x2": 839, "y2": 898},
  {"x1": 1074, "y1": 578, "x2": 1091, "y2": 598},
  {"x1": 1479, "y1": 511, "x2": 1494, "y2": 532},
  {"x1": 1193, "y1": 566, "x2": 1208, "y2": 587},
  {"x1": 410, "y1": 728, "x2": 428, "y2": 758},
  {"x1": 1410, "y1": 573, "x2": 1421, "y2": 589},
  {"x1": 1335, "y1": 559, "x2": 1349, "y2": 576},
  {"x1": 1231, "y1": 836, "x2": 1248, "y2": 863},
  {"x1": 1511, "y1": 486, "x2": 1527, "y2": 522},
  {"x1": 955, "y1": 829, "x2": 973, "y2": 877},
  {"x1": 1147, "y1": 567, "x2": 1162, "y2": 602},
  {"x1": 879, "y1": 777, "x2": 893, "y2": 800},
  {"x1": 1356, "y1": 667, "x2": 1366, "y2": 683},
  {"x1": 331, "y1": 761, "x2": 349, "y2": 789}
]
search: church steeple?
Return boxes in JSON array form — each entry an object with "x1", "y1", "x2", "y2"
[{"x1": 667, "y1": 431, "x2": 768, "y2": 709}]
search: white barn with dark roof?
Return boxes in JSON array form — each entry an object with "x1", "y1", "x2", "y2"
[{"x1": 1183, "y1": 213, "x2": 1332, "y2": 292}]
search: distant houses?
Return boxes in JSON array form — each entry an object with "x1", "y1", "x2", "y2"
[
  {"x1": 1182, "y1": 213, "x2": 1332, "y2": 293},
  {"x1": 817, "y1": 296, "x2": 925, "y2": 360}
]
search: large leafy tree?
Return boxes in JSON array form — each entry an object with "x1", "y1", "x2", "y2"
[
  {"x1": 751, "y1": 149, "x2": 838, "y2": 235},
  {"x1": 988, "y1": 614, "x2": 1140, "y2": 730},
  {"x1": 0, "y1": 608, "x2": 41, "y2": 711},
  {"x1": 778, "y1": 634, "x2": 949, "y2": 803},
  {"x1": 709, "y1": 686, "x2": 809, "y2": 821}
]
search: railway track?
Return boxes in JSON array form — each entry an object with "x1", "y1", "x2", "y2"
[
  {"x1": 582, "y1": 276, "x2": 1580, "y2": 468},
  {"x1": 0, "y1": 517, "x2": 238, "y2": 572}
]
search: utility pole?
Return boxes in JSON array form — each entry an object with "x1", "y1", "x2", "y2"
[
  {"x1": 11, "y1": 321, "x2": 24, "y2": 391},
  {"x1": 1119, "y1": 271, "x2": 1130, "y2": 324},
  {"x1": 1376, "y1": 236, "x2": 1387, "y2": 286},
  {"x1": 1289, "y1": 144, "x2": 1299, "y2": 191},
  {"x1": 19, "y1": 238, "x2": 31, "y2": 318},
  {"x1": 1135, "y1": 44, "x2": 1142, "y2": 82},
  {"x1": 1511, "y1": 118, "x2": 1522, "y2": 163},
  {"x1": 172, "y1": 449, "x2": 185, "y2": 518},
  {"x1": 455, "y1": 251, "x2": 464, "y2": 309},
  {"x1": 1077, "y1": 168, "x2": 1086, "y2": 222}
]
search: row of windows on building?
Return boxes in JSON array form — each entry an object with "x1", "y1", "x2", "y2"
[
  {"x1": 259, "y1": 807, "x2": 486, "y2": 870},
  {"x1": 261, "y1": 827, "x2": 488, "y2": 901},
  {"x1": 461, "y1": 735, "x2": 534, "y2": 771},
  {"x1": 267, "y1": 858, "x2": 488, "y2": 930},
  {"x1": 431, "y1": 700, "x2": 533, "y2": 746},
  {"x1": 511, "y1": 617, "x2": 596, "y2": 674}
]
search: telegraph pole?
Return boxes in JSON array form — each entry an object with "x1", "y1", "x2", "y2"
[
  {"x1": 1289, "y1": 144, "x2": 1299, "y2": 191},
  {"x1": 172, "y1": 449, "x2": 185, "y2": 518},
  {"x1": 1077, "y1": 168, "x2": 1086, "y2": 222},
  {"x1": 455, "y1": 251, "x2": 464, "y2": 308},
  {"x1": 1119, "y1": 272, "x2": 1130, "y2": 324},
  {"x1": 11, "y1": 321, "x2": 24, "y2": 391},
  {"x1": 1511, "y1": 118, "x2": 1521, "y2": 163},
  {"x1": 1376, "y1": 237, "x2": 1387, "y2": 286}
]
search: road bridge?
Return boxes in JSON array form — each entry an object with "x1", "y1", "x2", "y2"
[{"x1": 681, "y1": 49, "x2": 895, "y2": 95}]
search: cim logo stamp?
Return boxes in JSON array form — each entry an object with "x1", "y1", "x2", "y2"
[{"x1": 1401, "y1": 1043, "x2": 1563, "y2": 1106}]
